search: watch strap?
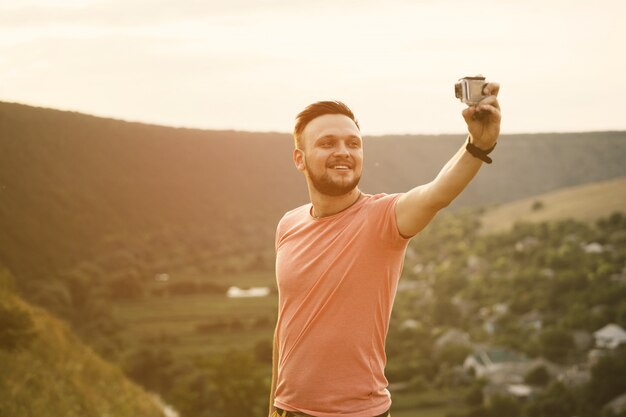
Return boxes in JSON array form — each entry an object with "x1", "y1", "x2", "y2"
[{"x1": 466, "y1": 137, "x2": 496, "y2": 164}]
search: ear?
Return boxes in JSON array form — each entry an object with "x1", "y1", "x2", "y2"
[{"x1": 293, "y1": 148, "x2": 306, "y2": 172}]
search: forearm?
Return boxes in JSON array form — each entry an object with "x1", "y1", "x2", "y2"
[
  {"x1": 395, "y1": 137, "x2": 487, "y2": 237},
  {"x1": 428, "y1": 138, "x2": 484, "y2": 208}
]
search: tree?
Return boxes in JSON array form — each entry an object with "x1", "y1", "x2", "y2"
[
  {"x1": 587, "y1": 347, "x2": 626, "y2": 408},
  {"x1": 465, "y1": 381, "x2": 484, "y2": 407},
  {"x1": 438, "y1": 343, "x2": 472, "y2": 367},
  {"x1": 522, "y1": 382, "x2": 578, "y2": 417},
  {"x1": 0, "y1": 298, "x2": 36, "y2": 351},
  {"x1": 124, "y1": 347, "x2": 175, "y2": 393},
  {"x1": 524, "y1": 365, "x2": 550, "y2": 386},
  {"x1": 107, "y1": 274, "x2": 144, "y2": 300},
  {"x1": 432, "y1": 298, "x2": 462, "y2": 327},
  {"x1": 209, "y1": 350, "x2": 267, "y2": 417},
  {"x1": 538, "y1": 328, "x2": 574, "y2": 363},
  {"x1": 253, "y1": 338, "x2": 273, "y2": 364},
  {"x1": 487, "y1": 395, "x2": 521, "y2": 417}
]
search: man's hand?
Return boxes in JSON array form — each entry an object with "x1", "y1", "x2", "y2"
[
  {"x1": 395, "y1": 80, "x2": 502, "y2": 238},
  {"x1": 462, "y1": 81, "x2": 501, "y2": 150}
]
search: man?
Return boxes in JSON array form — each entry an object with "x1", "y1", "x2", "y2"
[{"x1": 270, "y1": 82, "x2": 501, "y2": 417}]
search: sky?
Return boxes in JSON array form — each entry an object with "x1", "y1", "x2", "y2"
[{"x1": 1, "y1": 0, "x2": 625, "y2": 135}]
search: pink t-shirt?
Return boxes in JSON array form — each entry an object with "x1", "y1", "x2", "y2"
[{"x1": 274, "y1": 193, "x2": 410, "y2": 417}]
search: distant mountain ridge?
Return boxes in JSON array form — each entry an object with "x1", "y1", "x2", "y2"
[{"x1": 1, "y1": 101, "x2": 625, "y2": 289}]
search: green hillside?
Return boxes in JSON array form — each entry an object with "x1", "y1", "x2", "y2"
[
  {"x1": 0, "y1": 270, "x2": 167, "y2": 417},
  {"x1": 481, "y1": 177, "x2": 626, "y2": 234}
]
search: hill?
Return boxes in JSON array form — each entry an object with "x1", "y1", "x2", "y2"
[
  {"x1": 1, "y1": 100, "x2": 625, "y2": 304},
  {"x1": 480, "y1": 177, "x2": 626, "y2": 234},
  {"x1": 0, "y1": 269, "x2": 168, "y2": 417}
]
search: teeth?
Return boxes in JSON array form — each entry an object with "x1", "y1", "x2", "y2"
[{"x1": 333, "y1": 165, "x2": 349, "y2": 169}]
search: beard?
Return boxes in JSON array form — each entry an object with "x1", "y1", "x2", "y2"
[{"x1": 304, "y1": 157, "x2": 361, "y2": 197}]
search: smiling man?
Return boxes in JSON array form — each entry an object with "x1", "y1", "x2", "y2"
[{"x1": 270, "y1": 85, "x2": 501, "y2": 417}]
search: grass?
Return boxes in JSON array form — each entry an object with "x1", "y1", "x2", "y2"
[
  {"x1": 112, "y1": 271, "x2": 278, "y2": 358},
  {"x1": 480, "y1": 176, "x2": 626, "y2": 234},
  {"x1": 391, "y1": 388, "x2": 470, "y2": 417}
]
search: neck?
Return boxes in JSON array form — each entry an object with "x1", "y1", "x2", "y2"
[{"x1": 309, "y1": 188, "x2": 362, "y2": 218}]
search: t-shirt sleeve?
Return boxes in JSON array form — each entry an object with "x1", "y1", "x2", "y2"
[{"x1": 370, "y1": 193, "x2": 412, "y2": 247}]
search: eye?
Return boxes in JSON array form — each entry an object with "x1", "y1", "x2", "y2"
[{"x1": 349, "y1": 141, "x2": 361, "y2": 148}]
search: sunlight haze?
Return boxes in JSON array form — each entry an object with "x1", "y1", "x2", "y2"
[{"x1": 1, "y1": 0, "x2": 624, "y2": 135}]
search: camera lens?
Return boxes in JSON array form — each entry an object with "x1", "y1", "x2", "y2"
[{"x1": 454, "y1": 83, "x2": 462, "y2": 99}]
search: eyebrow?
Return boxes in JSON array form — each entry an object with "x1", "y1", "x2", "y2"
[{"x1": 315, "y1": 134, "x2": 362, "y2": 142}]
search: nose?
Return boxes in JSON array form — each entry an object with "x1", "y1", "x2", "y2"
[{"x1": 333, "y1": 141, "x2": 350, "y2": 156}]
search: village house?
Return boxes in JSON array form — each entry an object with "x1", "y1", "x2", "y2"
[
  {"x1": 463, "y1": 347, "x2": 529, "y2": 382},
  {"x1": 594, "y1": 323, "x2": 626, "y2": 349},
  {"x1": 464, "y1": 347, "x2": 560, "y2": 384},
  {"x1": 226, "y1": 286, "x2": 270, "y2": 298},
  {"x1": 582, "y1": 242, "x2": 605, "y2": 254},
  {"x1": 465, "y1": 347, "x2": 564, "y2": 405}
]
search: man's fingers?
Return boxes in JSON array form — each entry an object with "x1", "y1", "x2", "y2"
[
  {"x1": 483, "y1": 82, "x2": 500, "y2": 97},
  {"x1": 475, "y1": 104, "x2": 501, "y2": 119},
  {"x1": 462, "y1": 106, "x2": 477, "y2": 123},
  {"x1": 478, "y1": 95, "x2": 500, "y2": 109},
  {"x1": 463, "y1": 92, "x2": 501, "y2": 123}
]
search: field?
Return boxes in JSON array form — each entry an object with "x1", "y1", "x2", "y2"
[
  {"x1": 112, "y1": 271, "x2": 278, "y2": 357},
  {"x1": 480, "y1": 176, "x2": 626, "y2": 234}
]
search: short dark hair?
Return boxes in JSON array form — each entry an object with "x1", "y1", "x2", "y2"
[{"x1": 293, "y1": 101, "x2": 359, "y2": 149}]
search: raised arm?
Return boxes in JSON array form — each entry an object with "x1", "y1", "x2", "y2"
[{"x1": 395, "y1": 82, "x2": 501, "y2": 238}]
